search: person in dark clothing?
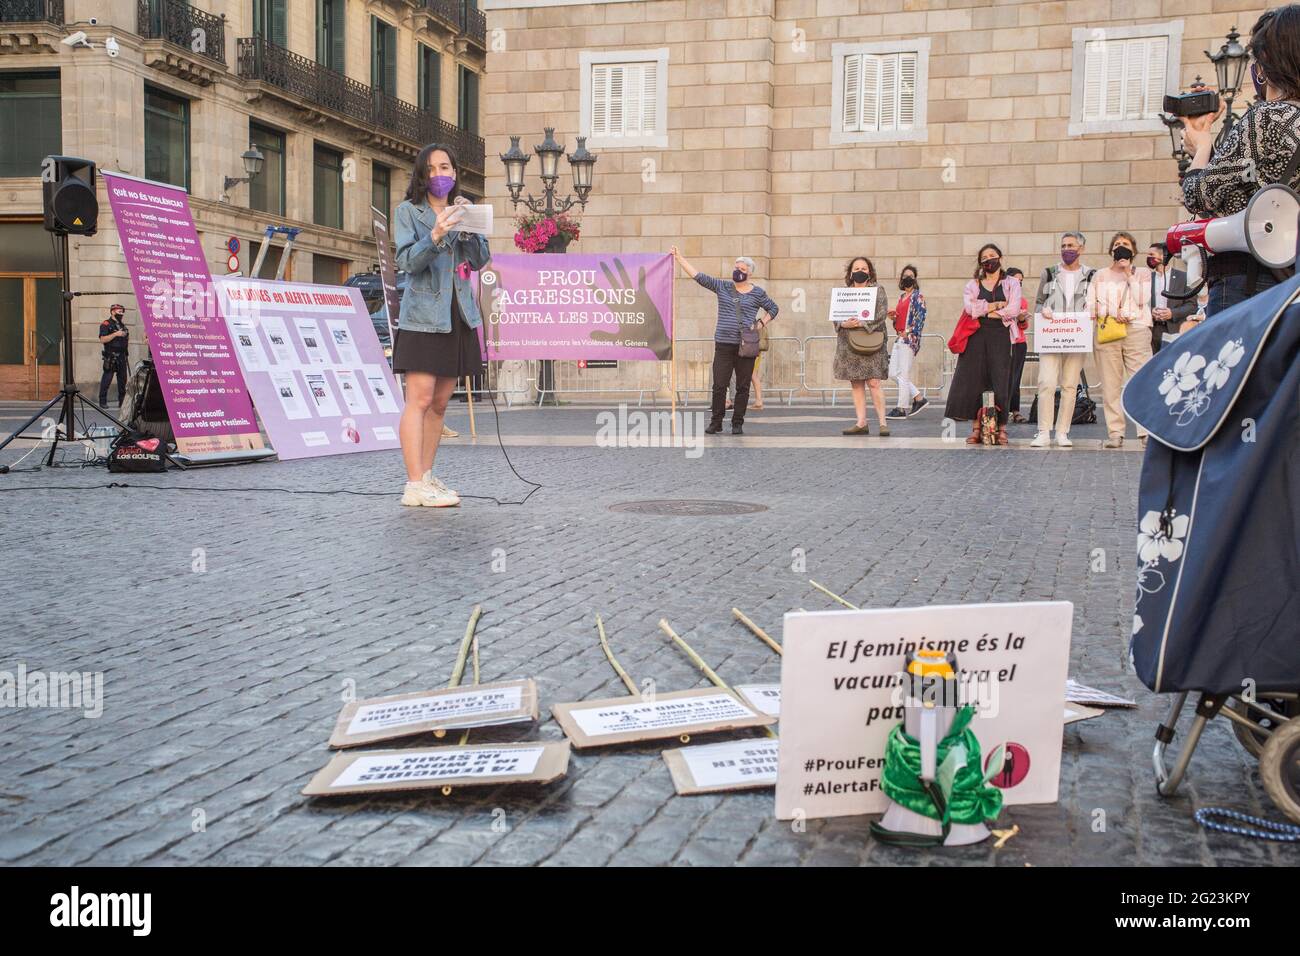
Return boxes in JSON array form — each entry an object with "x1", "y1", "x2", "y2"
[
  {"x1": 1004, "y1": 267, "x2": 1030, "y2": 422},
  {"x1": 98, "y1": 303, "x2": 130, "y2": 408},
  {"x1": 670, "y1": 246, "x2": 779, "y2": 435}
]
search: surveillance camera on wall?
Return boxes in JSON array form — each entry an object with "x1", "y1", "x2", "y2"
[
  {"x1": 61, "y1": 31, "x2": 93, "y2": 49},
  {"x1": 105, "y1": 36, "x2": 119, "y2": 58},
  {"x1": 88, "y1": 16, "x2": 98, "y2": 25}
]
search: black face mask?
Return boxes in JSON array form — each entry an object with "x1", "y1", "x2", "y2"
[
  {"x1": 1113, "y1": 246, "x2": 1134, "y2": 262},
  {"x1": 899, "y1": 276, "x2": 915, "y2": 290},
  {"x1": 732, "y1": 269, "x2": 747, "y2": 283},
  {"x1": 851, "y1": 270, "x2": 870, "y2": 284}
]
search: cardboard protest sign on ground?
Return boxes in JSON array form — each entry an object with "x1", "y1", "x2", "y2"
[
  {"x1": 329, "y1": 679, "x2": 539, "y2": 749},
  {"x1": 1064, "y1": 702, "x2": 1105, "y2": 724},
  {"x1": 102, "y1": 171, "x2": 263, "y2": 457},
  {"x1": 662, "y1": 737, "x2": 780, "y2": 795},
  {"x1": 480, "y1": 253, "x2": 674, "y2": 361},
  {"x1": 215, "y1": 277, "x2": 402, "y2": 459},
  {"x1": 302, "y1": 741, "x2": 570, "y2": 797},
  {"x1": 552, "y1": 687, "x2": 775, "y2": 749},
  {"x1": 774, "y1": 602, "x2": 1073, "y2": 821},
  {"x1": 1033, "y1": 311, "x2": 1093, "y2": 353},
  {"x1": 734, "y1": 684, "x2": 781, "y2": 717}
]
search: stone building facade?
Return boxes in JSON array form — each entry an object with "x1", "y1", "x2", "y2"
[
  {"x1": 480, "y1": 0, "x2": 1267, "y2": 401},
  {"x1": 0, "y1": 0, "x2": 485, "y2": 399}
]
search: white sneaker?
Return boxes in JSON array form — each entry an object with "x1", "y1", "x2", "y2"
[
  {"x1": 442, "y1": 424, "x2": 459, "y2": 438},
  {"x1": 1056, "y1": 434, "x2": 1073, "y2": 448},
  {"x1": 422, "y1": 470, "x2": 459, "y2": 499},
  {"x1": 401, "y1": 480, "x2": 459, "y2": 507},
  {"x1": 1030, "y1": 432, "x2": 1050, "y2": 448}
]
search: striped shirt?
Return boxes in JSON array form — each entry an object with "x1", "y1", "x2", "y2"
[{"x1": 694, "y1": 273, "x2": 780, "y2": 344}]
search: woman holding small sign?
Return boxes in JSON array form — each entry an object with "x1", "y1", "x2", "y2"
[
  {"x1": 392, "y1": 143, "x2": 490, "y2": 506},
  {"x1": 1032, "y1": 232, "x2": 1096, "y2": 449},
  {"x1": 833, "y1": 257, "x2": 892, "y2": 436},
  {"x1": 944, "y1": 244, "x2": 1022, "y2": 445}
]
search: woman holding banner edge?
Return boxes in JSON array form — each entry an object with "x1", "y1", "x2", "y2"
[
  {"x1": 392, "y1": 143, "x2": 490, "y2": 507},
  {"x1": 670, "y1": 247, "x2": 778, "y2": 435}
]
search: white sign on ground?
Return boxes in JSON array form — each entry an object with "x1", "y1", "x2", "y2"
[
  {"x1": 774, "y1": 602, "x2": 1073, "y2": 821},
  {"x1": 663, "y1": 738, "x2": 780, "y2": 794}
]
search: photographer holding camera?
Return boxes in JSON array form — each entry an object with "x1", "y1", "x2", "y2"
[{"x1": 1180, "y1": 6, "x2": 1300, "y2": 317}]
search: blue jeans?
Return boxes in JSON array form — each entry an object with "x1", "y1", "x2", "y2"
[{"x1": 1205, "y1": 272, "x2": 1279, "y2": 318}]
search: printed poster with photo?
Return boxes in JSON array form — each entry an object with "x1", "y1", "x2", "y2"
[{"x1": 216, "y1": 277, "x2": 404, "y2": 459}]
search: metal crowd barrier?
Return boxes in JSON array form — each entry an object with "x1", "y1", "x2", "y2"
[
  {"x1": 495, "y1": 331, "x2": 968, "y2": 407},
  {"x1": 534, "y1": 358, "x2": 664, "y2": 407},
  {"x1": 801, "y1": 332, "x2": 952, "y2": 406}
]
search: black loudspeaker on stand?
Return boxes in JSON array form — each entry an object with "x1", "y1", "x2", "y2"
[{"x1": 0, "y1": 155, "x2": 181, "y2": 472}]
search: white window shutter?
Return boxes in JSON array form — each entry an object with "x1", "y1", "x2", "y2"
[
  {"x1": 879, "y1": 54, "x2": 898, "y2": 130},
  {"x1": 898, "y1": 52, "x2": 916, "y2": 129},
  {"x1": 640, "y1": 61, "x2": 657, "y2": 135},
  {"x1": 842, "y1": 54, "x2": 861, "y2": 132},
  {"x1": 608, "y1": 65, "x2": 624, "y2": 136},
  {"x1": 1083, "y1": 39, "x2": 1104, "y2": 122},
  {"x1": 862, "y1": 55, "x2": 880, "y2": 131},
  {"x1": 622, "y1": 64, "x2": 642, "y2": 136},
  {"x1": 592, "y1": 65, "x2": 609, "y2": 137},
  {"x1": 1103, "y1": 41, "x2": 1124, "y2": 120},
  {"x1": 1144, "y1": 36, "x2": 1167, "y2": 117}
]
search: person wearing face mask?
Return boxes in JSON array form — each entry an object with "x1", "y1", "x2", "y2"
[
  {"x1": 834, "y1": 256, "x2": 891, "y2": 435},
  {"x1": 1179, "y1": 7, "x2": 1300, "y2": 316},
  {"x1": 945, "y1": 244, "x2": 1022, "y2": 445},
  {"x1": 1088, "y1": 231, "x2": 1153, "y2": 449},
  {"x1": 1032, "y1": 232, "x2": 1096, "y2": 448},
  {"x1": 670, "y1": 248, "x2": 778, "y2": 434},
  {"x1": 391, "y1": 143, "x2": 490, "y2": 507},
  {"x1": 1003, "y1": 268, "x2": 1031, "y2": 423},
  {"x1": 885, "y1": 264, "x2": 928, "y2": 419},
  {"x1": 1146, "y1": 242, "x2": 1196, "y2": 353}
]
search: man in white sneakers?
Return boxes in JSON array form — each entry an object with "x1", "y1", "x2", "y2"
[{"x1": 1031, "y1": 232, "x2": 1095, "y2": 448}]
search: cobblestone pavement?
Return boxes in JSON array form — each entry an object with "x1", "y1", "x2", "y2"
[{"x1": 0, "y1": 404, "x2": 1293, "y2": 866}]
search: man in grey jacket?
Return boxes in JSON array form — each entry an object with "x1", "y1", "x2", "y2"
[
  {"x1": 1031, "y1": 232, "x2": 1095, "y2": 448},
  {"x1": 1146, "y1": 242, "x2": 1197, "y2": 354}
]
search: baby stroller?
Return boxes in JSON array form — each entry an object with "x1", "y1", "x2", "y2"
[{"x1": 1121, "y1": 274, "x2": 1300, "y2": 825}]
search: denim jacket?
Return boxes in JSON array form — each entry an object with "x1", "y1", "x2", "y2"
[{"x1": 393, "y1": 198, "x2": 491, "y2": 333}]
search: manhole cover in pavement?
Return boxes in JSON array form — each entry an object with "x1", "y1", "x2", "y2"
[{"x1": 608, "y1": 499, "x2": 768, "y2": 516}]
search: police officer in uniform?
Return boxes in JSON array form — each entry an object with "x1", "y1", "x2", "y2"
[{"x1": 98, "y1": 303, "x2": 130, "y2": 408}]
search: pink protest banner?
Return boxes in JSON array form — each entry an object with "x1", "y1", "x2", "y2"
[
  {"x1": 102, "y1": 171, "x2": 263, "y2": 456},
  {"x1": 214, "y1": 277, "x2": 403, "y2": 460},
  {"x1": 480, "y1": 253, "x2": 673, "y2": 361}
]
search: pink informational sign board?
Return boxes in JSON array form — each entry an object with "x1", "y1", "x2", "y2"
[
  {"x1": 214, "y1": 277, "x2": 404, "y2": 460},
  {"x1": 102, "y1": 170, "x2": 263, "y2": 456},
  {"x1": 479, "y1": 253, "x2": 674, "y2": 361}
]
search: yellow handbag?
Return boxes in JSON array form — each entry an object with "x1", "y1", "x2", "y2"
[
  {"x1": 1097, "y1": 315, "x2": 1128, "y2": 344},
  {"x1": 1096, "y1": 280, "x2": 1131, "y2": 344}
]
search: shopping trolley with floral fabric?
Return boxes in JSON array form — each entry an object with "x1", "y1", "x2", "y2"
[{"x1": 1121, "y1": 274, "x2": 1300, "y2": 826}]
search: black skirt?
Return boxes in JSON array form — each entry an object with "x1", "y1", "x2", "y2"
[
  {"x1": 944, "y1": 317, "x2": 1013, "y2": 423},
  {"x1": 392, "y1": 297, "x2": 482, "y2": 378}
]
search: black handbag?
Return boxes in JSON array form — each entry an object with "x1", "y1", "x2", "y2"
[{"x1": 1028, "y1": 372, "x2": 1098, "y2": 425}]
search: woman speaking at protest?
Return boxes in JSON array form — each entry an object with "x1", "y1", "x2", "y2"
[{"x1": 392, "y1": 144, "x2": 490, "y2": 507}]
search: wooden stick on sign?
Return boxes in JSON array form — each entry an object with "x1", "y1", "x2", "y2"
[
  {"x1": 659, "y1": 618, "x2": 777, "y2": 739},
  {"x1": 731, "y1": 607, "x2": 782, "y2": 656},
  {"x1": 464, "y1": 376, "x2": 477, "y2": 438},
  {"x1": 809, "y1": 580, "x2": 859, "y2": 610},
  {"x1": 596, "y1": 614, "x2": 639, "y2": 696}
]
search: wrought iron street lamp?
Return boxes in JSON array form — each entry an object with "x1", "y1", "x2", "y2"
[
  {"x1": 499, "y1": 127, "x2": 597, "y2": 218},
  {"x1": 1206, "y1": 26, "x2": 1249, "y2": 145}
]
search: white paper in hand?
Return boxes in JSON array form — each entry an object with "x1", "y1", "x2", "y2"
[{"x1": 454, "y1": 204, "x2": 494, "y2": 236}]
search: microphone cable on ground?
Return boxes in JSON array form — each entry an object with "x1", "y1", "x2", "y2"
[{"x1": 0, "y1": 382, "x2": 543, "y2": 505}]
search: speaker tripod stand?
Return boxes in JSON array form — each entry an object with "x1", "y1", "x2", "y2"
[{"x1": 0, "y1": 232, "x2": 183, "y2": 472}]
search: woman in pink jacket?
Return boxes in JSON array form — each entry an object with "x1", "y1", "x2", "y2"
[{"x1": 943, "y1": 243, "x2": 1023, "y2": 445}]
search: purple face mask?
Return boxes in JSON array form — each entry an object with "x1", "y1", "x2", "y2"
[
  {"x1": 1061, "y1": 249, "x2": 1080, "y2": 265},
  {"x1": 428, "y1": 175, "x2": 456, "y2": 199}
]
